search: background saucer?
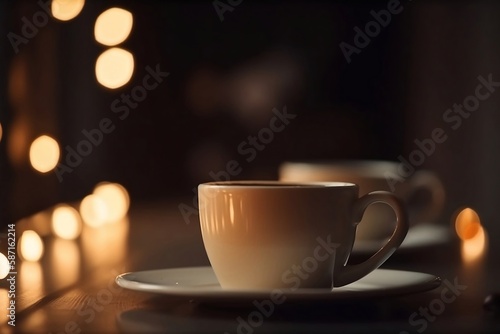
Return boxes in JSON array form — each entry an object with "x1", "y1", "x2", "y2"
[{"x1": 353, "y1": 223, "x2": 451, "y2": 255}]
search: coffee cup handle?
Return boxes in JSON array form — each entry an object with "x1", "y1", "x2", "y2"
[{"x1": 334, "y1": 191, "x2": 409, "y2": 287}]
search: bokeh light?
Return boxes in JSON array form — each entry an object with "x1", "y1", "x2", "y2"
[
  {"x1": 0, "y1": 292, "x2": 7, "y2": 325},
  {"x1": 7, "y1": 115, "x2": 29, "y2": 167},
  {"x1": 95, "y1": 48, "x2": 134, "y2": 89},
  {"x1": 455, "y1": 207, "x2": 487, "y2": 263},
  {"x1": 455, "y1": 207, "x2": 481, "y2": 240},
  {"x1": 82, "y1": 217, "x2": 129, "y2": 268},
  {"x1": 0, "y1": 253, "x2": 9, "y2": 279},
  {"x1": 19, "y1": 261, "x2": 45, "y2": 308},
  {"x1": 52, "y1": 205, "x2": 82, "y2": 240},
  {"x1": 51, "y1": 0, "x2": 85, "y2": 21},
  {"x1": 94, "y1": 7, "x2": 133, "y2": 46},
  {"x1": 29, "y1": 135, "x2": 60, "y2": 173},
  {"x1": 0, "y1": 290, "x2": 12, "y2": 328},
  {"x1": 80, "y1": 194, "x2": 108, "y2": 228},
  {"x1": 0, "y1": 122, "x2": 3, "y2": 143},
  {"x1": 51, "y1": 239, "x2": 80, "y2": 288},
  {"x1": 19, "y1": 230, "x2": 44, "y2": 262},
  {"x1": 462, "y1": 225, "x2": 487, "y2": 262},
  {"x1": 93, "y1": 182, "x2": 130, "y2": 224}
]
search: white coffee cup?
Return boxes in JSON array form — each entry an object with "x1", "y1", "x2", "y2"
[
  {"x1": 279, "y1": 161, "x2": 445, "y2": 240},
  {"x1": 198, "y1": 181, "x2": 408, "y2": 290}
]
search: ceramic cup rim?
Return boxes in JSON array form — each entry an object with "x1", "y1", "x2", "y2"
[{"x1": 199, "y1": 180, "x2": 357, "y2": 189}]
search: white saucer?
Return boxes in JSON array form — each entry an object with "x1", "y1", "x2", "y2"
[
  {"x1": 116, "y1": 267, "x2": 440, "y2": 302},
  {"x1": 353, "y1": 223, "x2": 451, "y2": 254}
]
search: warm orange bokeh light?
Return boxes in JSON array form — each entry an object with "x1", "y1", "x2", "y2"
[
  {"x1": 455, "y1": 207, "x2": 481, "y2": 240},
  {"x1": 93, "y1": 182, "x2": 130, "y2": 224},
  {"x1": 81, "y1": 217, "x2": 129, "y2": 268},
  {"x1": 7, "y1": 116, "x2": 29, "y2": 167},
  {"x1": 461, "y1": 225, "x2": 487, "y2": 262},
  {"x1": 29, "y1": 135, "x2": 60, "y2": 173},
  {"x1": 95, "y1": 48, "x2": 134, "y2": 89},
  {"x1": 0, "y1": 291, "x2": 7, "y2": 323},
  {"x1": 0, "y1": 290, "x2": 12, "y2": 328},
  {"x1": 19, "y1": 230, "x2": 44, "y2": 262},
  {"x1": 456, "y1": 208, "x2": 487, "y2": 263},
  {"x1": 0, "y1": 253, "x2": 9, "y2": 279},
  {"x1": 51, "y1": 239, "x2": 80, "y2": 288},
  {"x1": 52, "y1": 205, "x2": 82, "y2": 240},
  {"x1": 51, "y1": 0, "x2": 85, "y2": 21},
  {"x1": 80, "y1": 194, "x2": 108, "y2": 227},
  {"x1": 94, "y1": 7, "x2": 133, "y2": 46},
  {"x1": 19, "y1": 261, "x2": 44, "y2": 304}
]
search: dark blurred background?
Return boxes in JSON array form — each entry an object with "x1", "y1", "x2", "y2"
[{"x1": 0, "y1": 0, "x2": 499, "y2": 248}]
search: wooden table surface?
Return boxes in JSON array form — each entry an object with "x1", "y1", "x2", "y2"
[{"x1": 2, "y1": 200, "x2": 500, "y2": 334}]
